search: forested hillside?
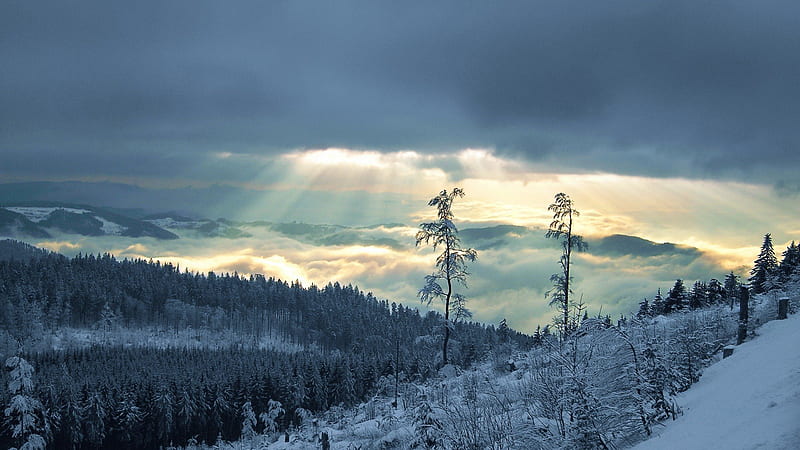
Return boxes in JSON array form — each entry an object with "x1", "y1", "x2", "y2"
[
  {"x1": 1, "y1": 232, "x2": 798, "y2": 449},
  {"x1": 0, "y1": 239, "x2": 531, "y2": 449}
]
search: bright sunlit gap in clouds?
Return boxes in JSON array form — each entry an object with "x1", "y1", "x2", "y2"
[{"x1": 208, "y1": 146, "x2": 790, "y2": 278}]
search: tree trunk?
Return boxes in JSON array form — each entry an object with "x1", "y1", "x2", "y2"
[
  {"x1": 737, "y1": 287, "x2": 749, "y2": 345},
  {"x1": 778, "y1": 297, "x2": 789, "y2": 320},
  {"x1": 443, "y1": 245, "x2": 452, "y2": 367}
]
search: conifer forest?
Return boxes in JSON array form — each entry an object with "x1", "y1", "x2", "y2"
[{"x1": 1, "y1": 207, "x2": 798, "y2": 448}]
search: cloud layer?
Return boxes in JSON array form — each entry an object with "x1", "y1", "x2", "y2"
[
  {"x1": 2, "y1": 1, "x2": 799, "y2": 187},
  {"x1": 18, "y1": 219, "x2": 749, "y2": 334}
]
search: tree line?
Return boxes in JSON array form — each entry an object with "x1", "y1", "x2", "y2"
[{"x1": 0, "y1": 238, "x2": 532, "y2": 448}]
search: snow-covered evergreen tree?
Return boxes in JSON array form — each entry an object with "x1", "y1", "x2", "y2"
[
  {"x1": 96, "y1": 301, "x2": 118, "y2": 334},
  {"x1": 724, "y1": 272, "x2": 740, "y2": 309},
  {"x1": 113, "y1": 391, "x2": 142, "y2": 445},
  {"x1": 750, "y1": 233, "x2": 779, "y2": 294},
  {"x1": 779, "y1": 241, "x2": 800, "y2": 282},
  {"x1": 240, "y1": 400, "x2": 257, "y2": 440},
  {"x1": 636, "y1": 298, "x2": 651, "y2": 319},
  {"x1": 259, "y1": 399, "x2": 284, "y2": 434},
  {"x1": 81, "y1": 390, "x2": 107, "y2": 447},
  {"x1": 651, "y1": 289, "x2": 666, "y2": 316},
  {"x1": 411, "y1": 394, "x2": 443, "y2": 449},
  {"x1": 151, "y1": 384, "x2": 174, "y2": 444},
  {"x1": 707, "y1": 278, "x2": 724, "y2": 305},
  {"x1": 4, "y1": 356, "x2": 47, "y2": 450},
  {"x1": 497, "y1": 318, "x2": 510, "y2": 343},
  {"x1": 640, "y1": 341, "x2": 681, "y2": 425},
  {"x1": 689, "y1": 281, "x2": 707, "y2": 309},
  {"x1": 665, "y1": 280, "x2": 687, "y2": 313}
]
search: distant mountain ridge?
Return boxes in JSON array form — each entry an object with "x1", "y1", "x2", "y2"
[
  {"x1": 0, "y1": 201, "x2": 178, "y2": 240},
  {"x1": 1, "y1": 198, "x2": 705, "y2": 265},
  {"x1": 589, "y1": 234, "x2": 701, "y2": 258}
]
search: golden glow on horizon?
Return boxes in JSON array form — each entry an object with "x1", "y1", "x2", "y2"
[
  {"x1": 14, "y1": 146, "x2": 796, "y2": 334},
  {"x1": 233, "y1": 146, "x2": 797, "y2": 259},
  {"x1": 37, "y1": 241, "x2": 82, "y2": 252}
]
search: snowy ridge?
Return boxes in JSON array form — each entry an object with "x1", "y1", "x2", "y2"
[
  {"x1": 146, "y1": 217, "x2": 205, "y2": 229},
  {"x1": 93, "y1": 215, "x2": 126, "y2": 235},
  {"x1": 634, "y1": 312, "x2": 800, "y2": 450},
  {"x1": 0, "y1": 204, "x2": 180, "y2": 239},
  {"x1": 5, "y1": 206, "x2": 127, "y2": 235},
  {"x1": 5, "y1": 206, "x2": 91, "y2": 222}
]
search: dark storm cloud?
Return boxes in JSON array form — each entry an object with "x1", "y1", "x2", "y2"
[{"x1": 2, "y1": 0, "x2": 799, "y2": 184}]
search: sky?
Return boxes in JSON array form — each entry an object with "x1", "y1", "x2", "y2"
[{"x1": 2, "y1": 1, "x2": 799, "y2": 332}]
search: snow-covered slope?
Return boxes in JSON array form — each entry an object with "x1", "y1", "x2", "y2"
[
  {"x1": 0, "y1": 204, "x2": 179, "y2": 239},
  {"x1": 634, "y1": 313, "x2": 800, "y2": 450},
  {"x1": 5, "y1": 206, "x2": 92, "y2": 222}
]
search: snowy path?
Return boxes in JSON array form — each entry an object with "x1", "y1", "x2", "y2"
[{"x1": 634, "y1": 313, "x2": 800, "y2": 450}]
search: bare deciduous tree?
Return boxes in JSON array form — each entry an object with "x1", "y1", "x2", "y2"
[
  {"x1": 546, "y1": 192, "x2": 587, "y2": 338},
  {"x1": 416, "y1": 188, "x2": 477, "y2": 367}
]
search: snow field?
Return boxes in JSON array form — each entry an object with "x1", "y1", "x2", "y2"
[{"x1": 634, "y1": 312, "x2": 800, "y2": 450}]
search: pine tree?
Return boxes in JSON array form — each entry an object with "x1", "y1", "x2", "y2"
[
  {"x1": 151, "y1": 384, "x2": 174, "y2": 444},
  {"x1": 497, "y1": 318, "x2": 510, "y2": 343},
  {"x1": 665, "y1": 280, "x2": 687, "y2": 313},
  {"x1": 81, "y1": 390, "x2": 107, "y2": 447},
  {"x1": 96, "y1": 302, "x2": 118, "y2": 334},
  {"x1": 113, "y1": 391, "x2": 143, "y2": 445},
  {"x1": 688, "y1": 281, "x2": 707, "y2": 310},
  {"x1": 416, "y1": 188, "x2": 477, "y2": 367},
  {"x1": 258, "y1": 399, "x2": 284, "y2": 434},
  {"x1": 4, "y1": 356, "x2": 48, "y2": 450},
  {"x1": 640, "y1": 342, "x2": 681, "y2": 424},
  {"x1": 532, "y1": 325, "x2": 542, "y2": 346},
  {"x1": 411, "y1": 394, "x2": 443, "y2": 449},
  {"x1": 240, "y1": 400, "x2": 257, "y2": 440},
  {"x1": 779, "y1": 241, "x2": 800, "y2": 281},
  {"x1": 636, "y1": 298, "x2": 651, "y2": 319},
  {"x1": 723, "y1": 272, "x2": 740, "y2": 310},
  {"x1": 651, "y1": 289, "x2": 665, "y2": 316},
  {"x1": 707, "y1": 278, "x2": 724, "y2": 305},
  {"x1": 176, "y1": 385, "x2": 204, "y2": 441},
  {"x1": 209, "y1": 385, "x2": 232, "y2": 441},
  {"x1": 749, "y1": 233, "x2": 778, "y2": 294}
]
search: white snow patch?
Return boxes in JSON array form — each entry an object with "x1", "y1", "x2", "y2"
[
  {"x1": 93, "y1": 215, "x2": 126, "y2": 235},
  {"x1": 146, "y1": 218, "x2": 204, "y2": 229},
  {"x1": 4, "y1": 206, "x2": 90, "y2": 222},
  {"x1": 634, "y1": 313, "x2": 800, "y2": 450}
]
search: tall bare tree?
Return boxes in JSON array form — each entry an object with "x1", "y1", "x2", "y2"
[
  {"x1": 546, "y1": 192, "x2": 587, "y2": 337},
  {"x1": 416, "y1": 188, "x2": 477, "y2": 366}
]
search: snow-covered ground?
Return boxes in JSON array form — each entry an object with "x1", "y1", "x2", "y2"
[
  {"x1": 94, "y1": 215, "x2": 126, "y2": 235},
  {"x1": 634, "y1": 312, "x2": 800, "y2": 450},
  {"x1": 35, "y1": 326, "x2": 308, "y2": 354},
  {"x1": 4, "y1": 206, "x2": 90, "y2": 222},
  {"x1": 189, "y1": 305, "x2": 799, "y2": 450},
  {"x1": 146, "y1": 217, "x2": 206, "y2": 229},
  {"x1": 3, "y1": 206, "x2": 128, "y2": 235}
]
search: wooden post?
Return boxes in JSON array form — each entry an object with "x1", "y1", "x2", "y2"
[
  {"x1": 723, "y1": 346, "x2": 735, "y2": 359},
  {"x1": 394, "y1": 334, "x2": 399, "y2": 409},
  {"x1": 321, "y1": 431, "x2": 330, "y2": 450},
  {"x1": 778, "y1": 297, "x2": 789, "y2": 320},
  {"x1": 737, "y1": 287, "x2": 749, "y2": 345}
]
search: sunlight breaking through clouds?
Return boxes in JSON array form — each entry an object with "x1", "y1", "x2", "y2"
[{"x1": 7, "y1": 146, "x2": 797, "y2": 333}]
